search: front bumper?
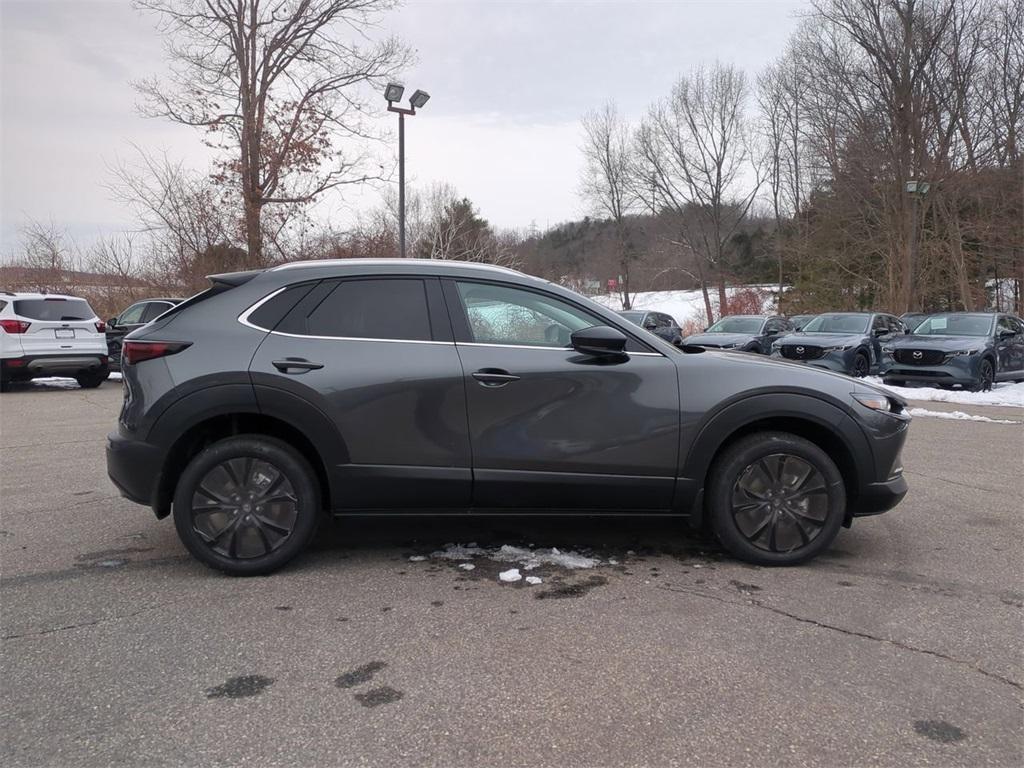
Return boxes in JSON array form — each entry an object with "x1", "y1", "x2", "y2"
[
  {"x1": 106, "y1": 431, "x2": 165, "y2": 512},
  {"x1": 849, "y1": 474, "x2": 908, "y2": 516},
  {"x1": 770, "y1": 349, "x2": 853, "y2": 375},
  {"x1": 880, "y1": 354, "x2": 980, "y2": 386}
]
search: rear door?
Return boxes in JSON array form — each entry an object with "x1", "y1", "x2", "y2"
[
  {"x1": 443, "y1": 278, "x2": 680, "y2": 511},
  {"x1": 248, "y1": 276, "x2": 471, "y2": 510},
  {"x1": 13, "y1": 297, "x2": 104, "y2": 356}
]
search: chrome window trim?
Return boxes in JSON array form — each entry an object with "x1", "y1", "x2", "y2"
[{"x1": 457, "y1": 341, "x2": 664, "y2": 358}]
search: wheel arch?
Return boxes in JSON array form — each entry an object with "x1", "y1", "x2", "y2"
[{"x1": 678, "y1": 393, "x2": 866, "y2": 529}]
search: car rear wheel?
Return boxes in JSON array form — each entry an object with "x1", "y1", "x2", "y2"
[
  {"x1": 172, "y1": 435, "x2": 321, "y2": 576},
  {"x1": 76, "y1": 369, "x2": 109, "y2": 389},
  {"x1": 967, "y1": 359, "x2": 994, "y2": 392},
  {"x1": 852, "y1": 352, "x2": 870, "y2": 378},
  {"x1": 707, "y1": 432, "x2": 846, "y2": 566}
]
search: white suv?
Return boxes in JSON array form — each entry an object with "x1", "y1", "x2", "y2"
[{"x1": 0, "y1": 292, "x2": 110, "y2": 391}]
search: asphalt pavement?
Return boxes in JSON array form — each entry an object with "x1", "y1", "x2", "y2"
[{"x1": 1, "y1": 379, "x2": 1022, "y2": 767}]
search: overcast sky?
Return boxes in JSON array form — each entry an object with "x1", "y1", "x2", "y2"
[{"x1": 0, "y1": 0, "x2": 806, "y2": 254}]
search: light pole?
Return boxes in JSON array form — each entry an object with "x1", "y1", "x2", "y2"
[
  {"x1": 905, "y1": 179, "x2": 930, "y2": 311},
  {"x1": 384, "y1": 83, "x2": 430, "y2": 258}
]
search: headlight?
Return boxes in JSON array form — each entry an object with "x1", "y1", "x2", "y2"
[
  {"x1": 881, "y1": 345, "x2": 895, "y2": 354},
  {"x1": 945, "y1": 349, "x2": 980, "y2": 358},
  {"x1": 852, "y1": 391, "x2": 908, "y2": 419},
  {"x1": 823, "y1": 344, "x2": 853, "y2": 352}
]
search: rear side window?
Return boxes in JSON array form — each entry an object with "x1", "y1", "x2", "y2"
[
  {"x1": 288, "y1": 278, "x2": 432, "y2": 341},
  {"x1": 14, "y1": 298, "x2": 94, "y2": 321},
  {"x1": 141, "y1": 302, "x2": 174, "y2": 323},
  {"x1": 246, "y1": 283, "x2": 316, "y2": 331}
]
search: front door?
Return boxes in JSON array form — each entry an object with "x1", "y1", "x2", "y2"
[
  {"x1": 443, "y1": 279, "x2": 680, "y2": 511},
  {"x1": 995, "y1": 316, "x2": 1024, "y2": 378}
]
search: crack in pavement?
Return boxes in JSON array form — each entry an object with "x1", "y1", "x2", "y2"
[
  {"x1": 2, "y1": 604, "x2": 164, "y2": 641},
  {"x1": 657, "y1": 584, "x2": 1023, "y2": 693},
  {"x1": 903, "y1": 469, "x2": 1007, "y2": 495}
]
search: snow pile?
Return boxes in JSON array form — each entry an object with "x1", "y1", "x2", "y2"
[
  {"x1": 498, "y1": 568, "x2": 522, "y2": 583},
  {"x1": 525, "y1": 576, "x2": 543, "y2": 585},
  {"x1": 868, "y1": 378, "x2": 1024, "y2": 408},
  {"x1": 590, "y1": 286, "x2": 778, "y2": 328},
  {"x1": 907, "y1": 407, "x2": 1017, "y2": 425},
  {"x1": 426, "y1": 542, "x2": 600, "y2": 570}
]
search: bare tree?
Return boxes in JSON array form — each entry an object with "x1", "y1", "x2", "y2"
[
  {"x1": 635, "y1": 61, "x2": 761, "y2": 320},
  {"x1": 135, "y1": 0, "x2": 409, "y2": 267},
  {"x1": 580, "y1": 102, "x2": 638, "y2": 308}
]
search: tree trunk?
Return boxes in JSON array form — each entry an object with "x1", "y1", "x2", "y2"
[{"x1": 243, "y1": 195, "x2": 263, "y2": 268}]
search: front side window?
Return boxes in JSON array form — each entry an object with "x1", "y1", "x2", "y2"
[
  {"x1": 997, "y1": 316, "x2": 1019, "y2": 336},
  {"x1": 117, "y1": 303, "x2": 148, "y2": 325},
  {"x1": 456, "y1": 282, "x2": 598, "y2": 347},
  {"x1": 303, "y1": 278, "x2": 432, "y2": 341}
]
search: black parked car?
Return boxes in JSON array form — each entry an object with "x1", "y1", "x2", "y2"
[
  {"x1": 881, "y1": 312, "x2": 1024, "y2": 391},
  {"x1": 771, "y1": 312, "x2": 907, "y2": 378},
  {"x1": 106, "y1": 298, "x2": 183, "y2": 370},
  {"x1": 616, "y1": 309, "x2": 683, "y2": 346},
  {"x1": 682, "y1": 315, "x2": 792, "y2": 354},
  {"x1": 107, "y1": 260, "x2": 909, "y2": 575}
]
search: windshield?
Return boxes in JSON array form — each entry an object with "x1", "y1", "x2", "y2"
[
  {"x1": 801, "y1": 314, "x2": 869, "y2": 334},
  {"x1": 13, "y1": 298, "x2": 94, "y2": 321},
  {"x1": 705, "y1": 317, "x2": 764, "y2": 334},
  {"x1": 618, "y1": 311, "x2": 646, "y2": 324},
  {"x1": 913, "y1": 314, "x2": 992, "y2": 337}
]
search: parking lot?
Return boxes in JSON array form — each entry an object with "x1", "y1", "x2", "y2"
[{"x1": 1, "y1": 379, "x2": 1022, "y2": 767}]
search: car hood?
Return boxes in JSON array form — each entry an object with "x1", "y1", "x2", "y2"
[
  {"x1": 775, "y1": 333, "x2": 865, "y2": 347},
  {"x1": 888, "y1": 334, "x2": 989, "y2": 351},
  {"x1": 682, "y1": 332, "x2": 754, "y2": 347}
]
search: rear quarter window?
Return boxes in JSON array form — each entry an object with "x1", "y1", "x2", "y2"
[{"x1": 14, "y1": 298, "x2": 94, "y2": 321}]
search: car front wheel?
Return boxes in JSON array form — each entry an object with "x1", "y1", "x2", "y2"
[
  {"x1": 76, "y1": 369, "x2": 109, "y2": 388},
  {"x1": 707, "y1": 432, "x2": 846, "y2": 566},
  {"x1": 967, "y1": 359, "x2": 994, "y2": 392},
  {"x1": 852, "y1": 352, "x2": 870, "y2": 378},
  {"x1": 172, "y1": 435, "x2": 321, "y2": 576}
]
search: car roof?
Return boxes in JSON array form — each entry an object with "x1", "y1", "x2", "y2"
[
  {"x1": 270, "y1": 258, "x2": 526, "y2": 279},
  {"x1": 3, "y1": 292, "x2": 88, "y2": 301}
]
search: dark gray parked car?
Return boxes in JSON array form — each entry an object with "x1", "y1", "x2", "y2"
[
  {"x1": 771, "y1": 312, "x2": 907, "y2": 377},
  {"x1": 616, "y1": 309, "x2": 683, "y2": 346},
  {"x1": 106, "y1": 260, "x2": 909, "y2": 575},
  {"x1": 106, "y1": 298, "x2": 183, "y2": 370},
  {"x1": 682, "y1": 315, "x2": 792, "y2": 354},
  {"x1": 881, "y1": 312, "x2": 1024, "y2": 391}
]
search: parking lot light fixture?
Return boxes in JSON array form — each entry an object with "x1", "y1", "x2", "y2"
[{"x1": 385, "y1": 84, "x2": 431, "y2": 258}]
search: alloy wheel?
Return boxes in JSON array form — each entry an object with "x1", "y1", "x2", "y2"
[
  {"x1": 730, "y1": 453, "x2": 829, "y2": 553},
  {"x1": 979, "y1": 361, "x2": 994, "y2": 392},
  {"x1": 853, "y1": 354, "x2": 869, "y2": 378},
  {"x1": 190, "y1": 457, "x2": 298, "y2": 559}
]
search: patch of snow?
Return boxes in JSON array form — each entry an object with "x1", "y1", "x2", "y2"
[
  {"x1": 868, "y1": 377, "x2": 1024, "y2": 408},
  {"x1": 525, "y1": 576, "x2": 543, "y2": 585},
  {"x1": 498, "y1": 568, "x2": 522, "y2": 583},
  {"x1": 492, "y1": 544, "x2": 599, "y2": 570},
  {"x1": 457, "y1": 563, "x2": 475, "y2": 571},
  {"x1": 29, "y1": 377, "x2": 79, "y2": 389},
  {"x1": 907, "y1": 407, "x2": 1017, "y2": 425},
  {"x1": 408, "y1": 555, "x2": 427, "y2": 562},
  {"x1": 430, "y1": 543, "x2": 486, "y2": 560},
  {"x1": 591, "y1": 286, "x2": 778, "y2": 328}
]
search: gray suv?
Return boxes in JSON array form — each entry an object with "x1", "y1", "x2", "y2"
[{"x1": 106, "y1": 260, "x2": 910, "y2": 575}]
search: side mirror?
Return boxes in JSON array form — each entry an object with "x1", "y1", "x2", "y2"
[
  {"x1": 873, "y1": 328, "x2": 887, "y2": 337},
  {"x1": 998, "y1": 329, "x2": 1015, "y2": 339},
  {"x1": 643, "y1": 322, "x2": 657, "y2": 330},
  {"x1": 765, "y1": 328, "x2": 780, "y2": 336},
  {"x1": 571, "y1": 325, "x2": 628, "y2": 357},
  {"x1": 107, "y1": 317, "x2": 118, "y2": 328}
]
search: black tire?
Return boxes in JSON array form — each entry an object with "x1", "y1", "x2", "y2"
[
  {"x1": 852, "y1": 352, "x2": 870, "y2": 378},
  {"x1": 707, "y1": 431, "x2": 847, "y2": 566},
  {"x1": 172, "y1": 435, "x2": 321, "y2": 576},
  {"x1": 881, "y1": 377, "x2": 902, "y2": 387},
  {"x1": 76, "y1": 369, "x2": 109, "y2": 388},
  {"x1": 966, "y1": 359, "x2": 994, "y2": 392},
  {"x1": 0, "y1": 375, "x2": 9, "y2": 393}
]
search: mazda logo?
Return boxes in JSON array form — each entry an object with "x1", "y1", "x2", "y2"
[
  {"x1": 912, "y1": 350, "x2": 923, "y2": 359},
  {"x1": 796, "y1": 346, "x2": 804, "y2": 355}
]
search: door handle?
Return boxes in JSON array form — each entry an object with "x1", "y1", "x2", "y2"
[
  {"x1": 472, "y1": 368, "x2": 520, "y2": 387},
  {"x1": 272, "y1": 358, "x2": 324, "y2": 373}
]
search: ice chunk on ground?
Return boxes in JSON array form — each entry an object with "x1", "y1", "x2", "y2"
[
  {"x1": 458, "y1": 563, "x2": 475, "y2": 571},
  {"x1": 492, "y1": 544, "x2": 599, "y2": 570},
  {"x1": 907, "y1": 407, "x2": 1017, "y2": 424},
  {"x1": 525, "y1": 576, "x2": 542, "y2": 585},
  {"x1": 499, "y1": 568, "x2": 522, "y2": 583},
  {"x1": 431, "y1": 543, "x2": 487, "y2": 560},
  {"x1": 408, "y1": 555, "x2": 427, "y2": 562}
]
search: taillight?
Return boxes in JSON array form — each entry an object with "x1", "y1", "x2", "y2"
[
  {"x1": 122, "y1": 341, "x2": 191, "y2": 365},
  {"x1": 0, "y1": 319, "x2": 30, "y2": 334},
  {"x1": 95, "y1": 321, "x2": 106, "y2": 333}
]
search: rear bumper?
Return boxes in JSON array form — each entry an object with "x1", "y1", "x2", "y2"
[
  {"x1": 3, "y1": 354, "x2": 108, "y2": 378},
  {"x1": 106, "y1": 431, "x2": 164, "y2": 511}
]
